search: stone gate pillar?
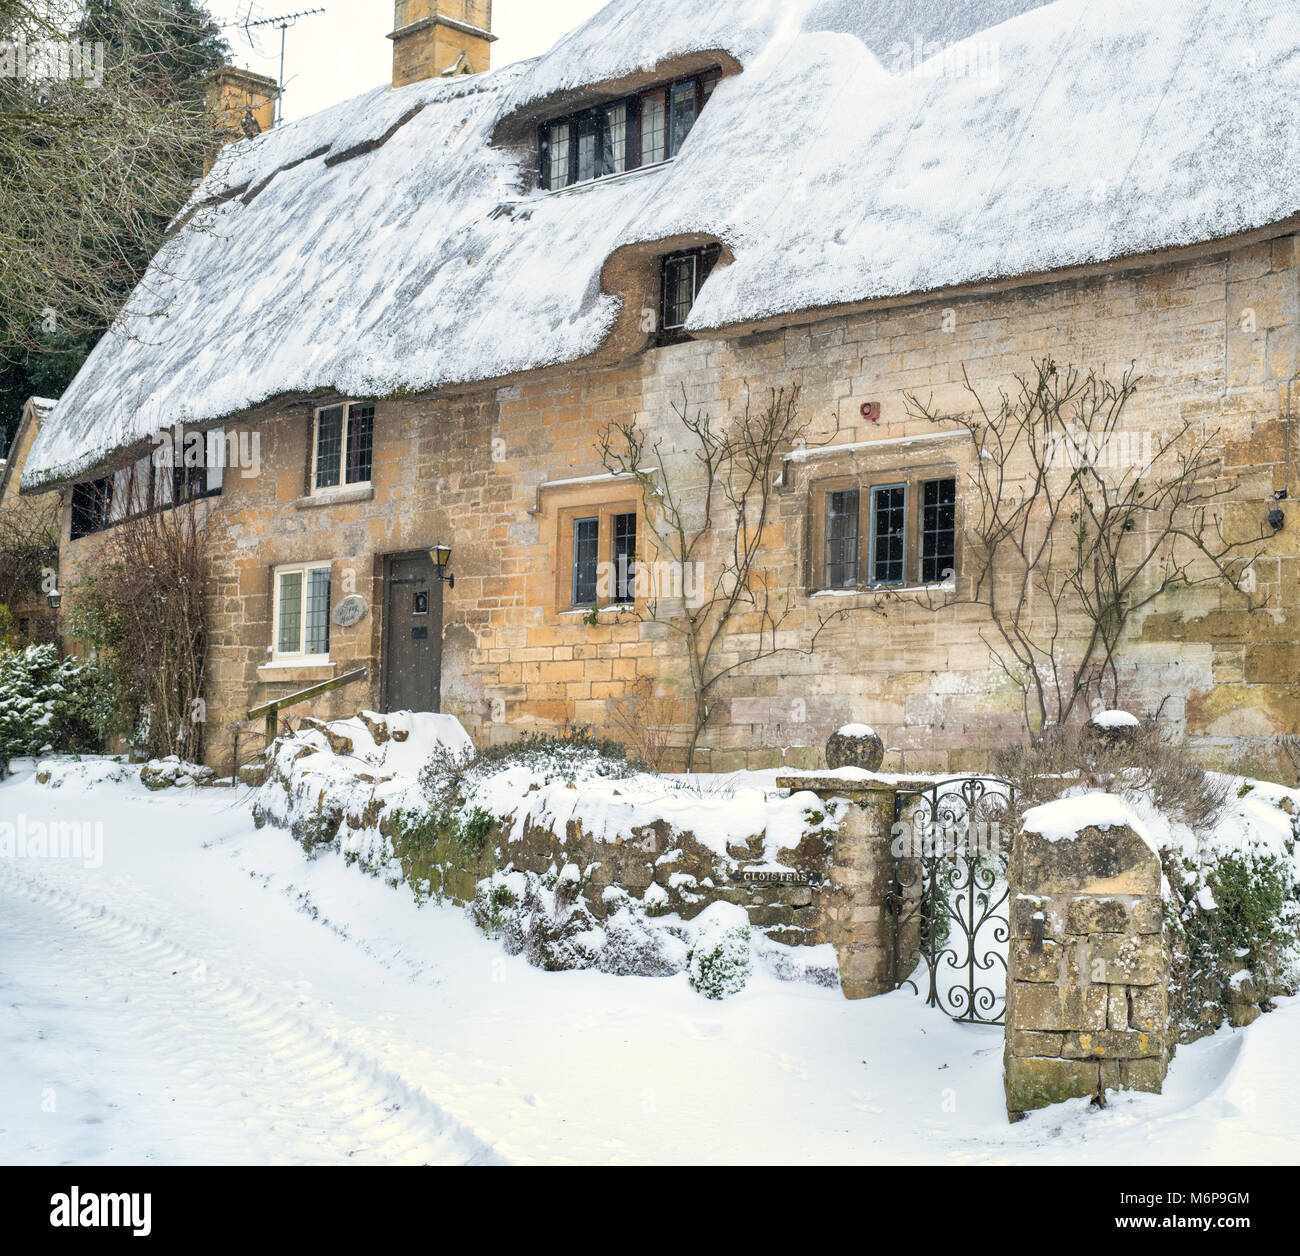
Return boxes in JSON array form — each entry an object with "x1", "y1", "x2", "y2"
[
  {"x1": 777, "y1": 774, "x2": 932, "y2": 1000},
  {"x1": 1004, "y1": 798, "x2": 1169, "y2": 1121}
]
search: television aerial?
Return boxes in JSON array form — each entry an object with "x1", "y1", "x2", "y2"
[{"x1": 229, "y1": 4, "x2": 326, "y2": 126}]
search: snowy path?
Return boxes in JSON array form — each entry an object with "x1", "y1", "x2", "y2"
[
  {"x1": 0, "y1": 868, "x2": 497, "y2": 1166},
  {"x1": 1, "y1": 765, "x2": 1297, "y2": 1165}
]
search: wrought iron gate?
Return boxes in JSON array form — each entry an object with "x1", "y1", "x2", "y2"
[{"x1": 887, "y1": 776, "x2": 1015, "y2": 1025}]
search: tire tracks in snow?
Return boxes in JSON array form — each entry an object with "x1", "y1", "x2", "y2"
[{"x1": 0, "y1": 866, "x2": 504, "y2": 1165}]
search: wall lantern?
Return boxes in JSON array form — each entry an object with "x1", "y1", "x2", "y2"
[
  {"x1": 1268, "y1": 491, "x2": 1287, "y2": 533},
  {"x1": 429, "y1": 544, "x2": 455, "y2": 590},
  {"x1": 46, "y1": 588, "x2": 62, "y2": 610}
]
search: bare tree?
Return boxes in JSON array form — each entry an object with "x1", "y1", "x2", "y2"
[
  {"x1": 66, "y1": 463, "x2": 209, "y2": 760},
  {"x1": 600, "y1": 387, "x2": 854, "y2": 770},
  {"x1": 0, "y1": 0, "x2": 227, "y2": 361},
  {"x1": 0, "y1": 494, "x2": 58, "y2": 616},
  {"x1": 902, "y1": 359, "x2": 1270, "y2": 735}
]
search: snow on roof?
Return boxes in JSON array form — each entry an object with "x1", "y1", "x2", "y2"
[{"x1": 23, "y1": 0, "x2": 1300, "y2": 489}]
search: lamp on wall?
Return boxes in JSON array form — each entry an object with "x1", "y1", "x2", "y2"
[
  {"x1": 1268, "y1": 491, "x2": 1287, "y2": 533},
  {"x1": 46, "y1": 588, "x2": 62, "y2": 610},
  {"x1": 429, "y1": 544, "x2": 454, "y2": 590}
]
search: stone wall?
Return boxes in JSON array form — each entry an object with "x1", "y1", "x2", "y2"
[
  {"x1": 56, "y1": 232, "x2": 1300, "y2": 776},
  {"x1": 1004, "y1": 810, "x2": 1170, "y2": 1121}
]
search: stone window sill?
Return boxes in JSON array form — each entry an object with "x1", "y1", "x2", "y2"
[
  {"x1": 256, "y1": 661, "x2": 335, "y2": 684},
  {"x1": 294, "y1": 485, "x2": 373, "y2": 510}
]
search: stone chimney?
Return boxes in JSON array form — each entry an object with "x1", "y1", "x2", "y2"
[
  {"x1": 389, "y1": 1, "x2": 496, "y2": 87},
  {"x1": 204, "y1": 65, "x2": 280, "y2": 172}
]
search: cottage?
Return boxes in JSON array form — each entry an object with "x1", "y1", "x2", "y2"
[{"x1": 19, "y1": 0, "x2": 1300, "y2": 774}]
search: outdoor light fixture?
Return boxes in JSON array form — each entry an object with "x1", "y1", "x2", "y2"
[
  {"x1": 46, "y1": 588, "x2": 62, "y2": 610},
  {"x1": 429, "y1": 544, "x2": 454, "y2": 590},
  {"x1": 1269, "y1": 491, "x2": 1287, "y2": 533}
]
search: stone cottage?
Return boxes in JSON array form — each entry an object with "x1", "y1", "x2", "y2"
[{"x1": 18, "y1": 0, "x2": 1300, "y2": 773}]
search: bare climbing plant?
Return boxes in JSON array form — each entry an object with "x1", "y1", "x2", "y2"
[
  {"x1": 901, "y1": 358, "x2": 1271, "y2": 736},
  {"x1": 600, "y1": 386, "x2": 859, "y2": 770}
]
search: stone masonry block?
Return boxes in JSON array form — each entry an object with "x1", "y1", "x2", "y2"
[
  {"x1": 1061, "y1": 1029, "x2": 1161, "y2": 1060},
  {"x1": 1066, "y1": 897, "x2": 1128, "y2": 934},
  {"x1": 1009, "y1": 981, "x2": 1108, "y2": 1032},
  {"x1": 1010, "y1": 938, "x2": 1063, "y2": 982},
  {"x1": 1004, "y1": 1055, "x2": 1100, "y2": 1116},
  {"x1": 1084, "y1": 933, "x2": 1164, "y2": 986}
]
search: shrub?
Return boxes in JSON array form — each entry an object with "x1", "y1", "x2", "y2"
[
  {"x1": 687, "y1": 903, "x2": 752, "y2": 1000},
  {"x1": 992, "y1": 718, "x2": 1228, "y2": 830},
  {"x1": 0, "y1": 643, "x2": 122, "y2": 775}
]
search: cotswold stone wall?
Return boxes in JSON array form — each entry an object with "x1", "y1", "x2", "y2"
[
  {"x1": 1004, "y1": 818, "x2": 1169, "y2": 1121},
  {"x1": 59, "y1": 233, "x2": 1300, "y2": 776}
]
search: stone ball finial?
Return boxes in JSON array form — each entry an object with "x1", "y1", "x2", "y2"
[
  {"x1": 825, "y1": 723, "x2": 884, "y2": 772},
  {"x1": 1085, "y1": 709, "x2": 1141, "y2": 749}
]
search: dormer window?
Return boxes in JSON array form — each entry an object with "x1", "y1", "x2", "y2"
[
  {"x1": 540, "y1": 69, "x2": 720, "y2": 192},
  {"x1": 659, "y1": 244, "x2": 721, "y2": 345}
]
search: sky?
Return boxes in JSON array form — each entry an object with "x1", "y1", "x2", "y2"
[{"x1": 205, "y1": 0, "x2": 611, "y2": 124}]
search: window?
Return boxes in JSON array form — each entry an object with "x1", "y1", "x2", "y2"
[
  {"x1": 172, "y1": 428, "x2": 226, "y2": 504},
  {"x1": 70, "y1": 478, "x2": 112, "y2": 540},
  {"x1": 539, "y1": 68, "x2": 721, "y2": 192},
  {"x1": 313, "y1": 403, "x2": 373, "y2": 492},
  {"x1": 810, "y1": 474, "x2": 958, "y2": 591},
  {"x1": 612, "y1": 512, "x2": 637, "y2": 603},
  {"x1": 921, "y1": 477, "x2": 957, "y2": 584},
  {"x1": 273, "y1": 563, "x2": 331, "y2": 659},
  {"x1": 824, "y1": 489, "x2": 860, "y2": 588},
  {"x1": 870, "y1": 484, "x2": 906, "y2": 586},
  {"x1": 572, "y1": 516, "x2": 600, "y2": 606},
  {"x1": 659, "y1": 244, "x2": 721, "y2": 344},
  {"x1": 556, "y1": 499, "x2": 639, "y2": 611}
]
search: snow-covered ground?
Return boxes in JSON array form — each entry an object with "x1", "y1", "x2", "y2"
[{"x1": 1, "y1": 761, "x2": 1296, "y2": 1166}]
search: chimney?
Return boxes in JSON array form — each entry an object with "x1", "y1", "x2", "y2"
[
  {"x1": 389, "y1": 1, "x2": 496, "y2": 87},
  {"x1": 205, "y1": 65, "x2": 279, "y2": 172}
]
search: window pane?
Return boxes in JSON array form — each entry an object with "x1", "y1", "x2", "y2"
[
  {"x1": 305, "y1": 567, "x2": 331, "y2": 655},
  {"x1": 572, "y1": 517, "x2": 599, "y2": 605},
  {"x1": 277, "y1": 571, "x2": 303, "y2": 654},
  {"x1": 612, "y1": 513, "x2": 636, "y2": 603},
  {"x1": 346, "y1": 404, "x2": 374, "y2": 485},
  {"x1": 921, "y1": 478, "x2": 957, "y2": 584},
  {"x1": 315, "y1": 405, "x2": 344, "y2": 489},
  {"x1": 640, "y1": 90, "x2": 666, "y2": 165},
  {"x1": 670, "y1": 80, "x2": 698, "y2": 156},
  {"x1": 604, "y1": 102, "x2": 628, "y2": 175},
  {"x1": 825, "y1": 489, "x2": 860, "y2": 588},
  {"x1": 662, "y1": 254, "x2": 696, "y2": 329},
  {"x1": 547, "y1": 121, "x2": 571, "y2": 190},
  {"x1": 575, "y1": 110, "x2": 599, "y2": 183},
  {"x1": 871, "y1": 486, "x2": 906, "y2": 585}
]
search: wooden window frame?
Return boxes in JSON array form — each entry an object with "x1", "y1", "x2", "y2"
[
  {"x1": 808, "y1": 468, "x2": 960, "y2": 593},
  {"x1": 311, "y1": 402, "x2": 374, "y2": 495},
  {"x1": 555, "y1": 497, "x2": 640, "y2": 613},
  {"x1": 271, "y1": 560, "x2": 333, "y2": 662}
]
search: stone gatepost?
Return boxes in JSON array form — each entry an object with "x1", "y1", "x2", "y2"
[
  {"x1": 776, "y1": 774, "x2": 931, "y2": 1000},
  {"x1": 1004, "y1": 799, "x2": 1169, "y2": 1121}
]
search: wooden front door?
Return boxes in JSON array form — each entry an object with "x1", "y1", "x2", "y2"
[{"x1": 381, "y1": 552, "x2": 442, "y2": 713}]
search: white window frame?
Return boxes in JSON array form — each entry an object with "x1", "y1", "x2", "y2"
[
  {"x1": 310, "y1": 403, "x2": 372, "y2": 495},
  {"x1": 271, "y1": 561, "x2": 333, "y2": 661}
]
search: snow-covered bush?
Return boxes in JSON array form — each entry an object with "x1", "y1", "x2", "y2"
[
  {"x1": 471, "y1": 872, "x2": 690, "y2": 977},
  {"x1": 687, "y1": 902, "x2": 753, "y2": 1000},
  {"x1": 1162, "y1": 793, "x2": 1300, "y2": 1038},
  {"x1": 139, "y1": 756, "x2": 217, "y2": 790},
  {"x1": 0, "y1": 643, "x2": 121, "y2": 776}
]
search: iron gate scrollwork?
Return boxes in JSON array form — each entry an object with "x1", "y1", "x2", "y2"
[{"x1": 887, "y1": 776, "x2": 1015, "y2": 1025}]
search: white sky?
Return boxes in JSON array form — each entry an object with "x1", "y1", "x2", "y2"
[{"x1": 205, "y1": 0, "x2": 610, "y2": 124}]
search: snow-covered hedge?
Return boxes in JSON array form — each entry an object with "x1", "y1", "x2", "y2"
[{"x1": 0, "y1": 644, "x2": 120, "y2": 777}]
